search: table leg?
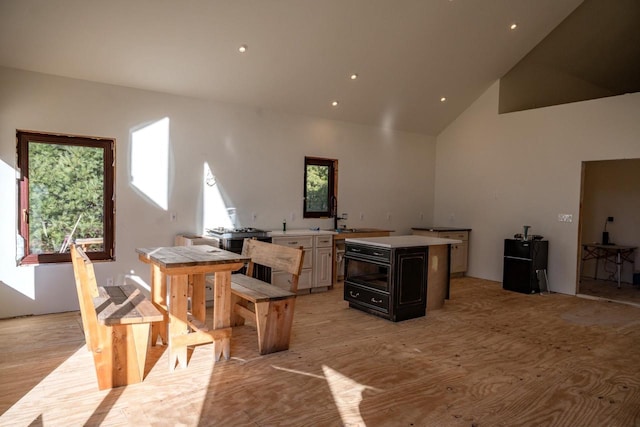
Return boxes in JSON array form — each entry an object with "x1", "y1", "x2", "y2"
[
  {"x1": 212, "y1": 270, "x2": 232, "y2": 361},
  {"x1": 168, "y1": 274, "x2": 189, "y2": 370},
  {"x1": 617, "y1": 251, "x2": 622, "y2": 289},
  {"x1": 191, "y1": 273, "x2": 206, "y2": 324},
  {"x1": 150, "y1": 265, "x2": 168, "y2": 346}
]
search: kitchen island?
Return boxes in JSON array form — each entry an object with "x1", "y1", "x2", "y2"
[{"x1": 343, "y1": 235, "x2": 460, "y2": 321}]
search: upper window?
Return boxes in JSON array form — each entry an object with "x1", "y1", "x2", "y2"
[
  {"x1": 17, "y1": 131, "x2": 115, "y2": 264},
  {"x1": 303, "y1": 157, "x2": 337, "y2": 218}
]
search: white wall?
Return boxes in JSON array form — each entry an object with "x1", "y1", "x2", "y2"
[
  {"x1": 434, "y1": 81, "x2": 640, "y2": 294},
  {"x1": 0, "y1": 67, "x2": 436, "y2": 318}
]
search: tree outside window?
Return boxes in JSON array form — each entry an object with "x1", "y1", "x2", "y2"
[
  {"x1": 17, "y1": 131, "x2": 115, "y2": 264},
  {"x1": 303, "y1": 157, "x2": 337, "y2": 218}
]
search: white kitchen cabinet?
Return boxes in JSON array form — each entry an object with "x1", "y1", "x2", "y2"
[
  {"x1": 314, "y1": 235, "x2": 333, "y2": 289},
  {"x1": 411, "y1": 228, "x2": 470, "y2": 275},
  {"x1": 270, "y1": 231, "x2": 333, "y2": 293}
]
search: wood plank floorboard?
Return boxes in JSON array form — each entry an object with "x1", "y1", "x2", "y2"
[{"x1": 1, "y1": 277, "x2": 639, "y2": 426}]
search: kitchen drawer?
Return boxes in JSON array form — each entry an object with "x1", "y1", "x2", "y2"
[
  {"x1": 272, "y1": 268, "x2": 312, "y2": 291},
  {"x1": 272, "y1": 235, "x2": 314, "y2": 249},
  {"x1": 346, "y1": 244, "x2": 391, "y2": 263},
  {"x1": 315, "y1": 235, "x2": 333, "y2": 248},
  {"x1": 439, "y1": 231, "x2": 468, "y2": 241},
  {"x1": 344, "y1": 283, "x2": 389, "y2": 313}
]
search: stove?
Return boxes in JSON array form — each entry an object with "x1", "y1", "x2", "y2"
[
  {"x1": 205, "y1": 227, "x2": 272, "y2": 282},
  {"x1": 206, "y1": 227, "x2": 269, "y2": 240}
]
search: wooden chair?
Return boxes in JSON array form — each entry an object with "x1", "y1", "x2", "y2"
[
  {"x1": 70, "y1": 244, "x2": 162, "y2": 390},
  {"x1": 230, "y1": 239, "x2": 304, "y2": 354}
]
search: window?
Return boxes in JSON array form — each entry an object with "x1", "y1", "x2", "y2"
[
  {"x1": 17, "y1": 131, "x2": 115, "y2": 264},
  {"x1": 303, "y1": 157, "x2": 337, "y2": 218}
]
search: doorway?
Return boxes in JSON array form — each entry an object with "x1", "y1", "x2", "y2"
[{"x1": 577, "y1": 159, "x2": 640, "y2": 306}]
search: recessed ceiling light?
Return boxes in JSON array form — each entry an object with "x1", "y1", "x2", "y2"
[
  {"x1": 238, "y1": 44, "x2": 248, "y2": 53},
  {"x1": 331, "y1": 100, "x2": 339, "y2": 107},
  {"x1": 350, "y1": 73, "x2": 358, "y2": 80},
  {"x1": 510, "y1": 23, "x2": 518, "y2": 30},
  {"x1": 440, "y1": 97, "x2": 447, "y2": 102}
]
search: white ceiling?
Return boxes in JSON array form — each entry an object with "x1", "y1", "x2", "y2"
[{"x1": 0, "y1": 0, "x2": 583, "y2": 136}]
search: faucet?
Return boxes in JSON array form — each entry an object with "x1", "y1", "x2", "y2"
[
  {"x1": 331, "y1": 196, "x2": 344, "y2": 231},
  {"x1": 334, "y1": 213, "x2": 345, "y2": 231}
]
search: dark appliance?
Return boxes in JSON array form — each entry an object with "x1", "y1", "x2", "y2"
[
  {"x1": 205, "y1": 227, "x2": 272, "y2": 282},
  {"x1": 344, "y1": 242, "x2": 428, "y2": 322},
  {"x1": 503, "y1": 239, "x2": 548, "y2": 294}
]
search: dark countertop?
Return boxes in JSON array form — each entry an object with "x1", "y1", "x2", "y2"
[{"x1": 412, "y1": 227, "x2": 472, "y2": 232}]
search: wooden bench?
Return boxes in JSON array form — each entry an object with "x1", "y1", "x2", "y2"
[
  {"x1": 71, "y1": 244, "x2": 163, "y2": 390},
  {"x1": 230, "y1": 239, "x2": 304, "y2": 355}
]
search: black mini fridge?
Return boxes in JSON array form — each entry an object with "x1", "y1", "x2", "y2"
[{"x1": 503, "y1": 239, "x2": 548, "y2": 294}]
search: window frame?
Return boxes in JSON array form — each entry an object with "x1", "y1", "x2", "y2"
[
  {"x1": 303, "y1": 156, "x2": 338, "y2": 219},
  {"x1": 16, "y1": 131, "x2": 115, "y2": 265}
]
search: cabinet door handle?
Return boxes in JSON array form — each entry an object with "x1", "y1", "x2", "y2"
[
  {"x1": 289, "y1": 241, "x2": 298, "y2": 245},
  {"x1": 349, "y1": 291, "x2": 360, "y2": 298},
  {"x1": 351, "y1": 248, "x2": 361, "y2": 252},
  {"x1": 371, "y1": 297, "x2": 383, "y2": 303},
  {"x1": 373, "y1": 251, "x2": 384, "y2": 256}
]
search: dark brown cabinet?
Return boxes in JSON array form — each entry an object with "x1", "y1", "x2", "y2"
[{"x1": 344, "y1": 243, "x2": 428, "y2": 321}]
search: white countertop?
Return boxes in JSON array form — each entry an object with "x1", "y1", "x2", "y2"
[
  {"x1": 345, "y1": 235, "x2": 461, "y2": 248},
  {"x1": 268, "y1": 229, "x2": 336, "y2": 237}
]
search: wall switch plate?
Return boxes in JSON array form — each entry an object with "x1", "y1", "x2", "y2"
[{"x1": 558, "y1": 213, "x2": 573, "y2": 223}]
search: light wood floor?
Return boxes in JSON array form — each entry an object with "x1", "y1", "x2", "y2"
[
  {"x1": 579, "y1": 278, "x2": 640, "y2": 307},
  {"x1": 1, "y1": 277, "x2": 640, "y2": 426}
]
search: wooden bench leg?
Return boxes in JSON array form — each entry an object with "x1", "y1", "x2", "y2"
[
  {"x1": 92, "y1": 322, "x2": 152, "y2": 390},
  {"x1": 255, "y1": 297, "x2": 296, "y2": 355},
  {"x1": 151, "y1": 265, "x2": 168, "y2": 346}
]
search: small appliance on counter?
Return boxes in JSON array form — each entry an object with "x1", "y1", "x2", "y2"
[
  {"x1": 513, "y1": 225, "x2": 543, "y2": 242},
  {"x1": 602, "y1": 216, "x2": 614, "y2": 245}
]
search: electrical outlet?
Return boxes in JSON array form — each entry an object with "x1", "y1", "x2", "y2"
[
  {"x1": 169, "y1": 212, "x2": 177, "y2": 222},
  {"x1": 359, "y1": 212, "x2": 364, "y2": 220},
  {"x1": 558, "y1": 213, "x2": 573, "y2": 223},
  {"x1": 607, "y1": 216, "x2": 614, "y2": 222},
  {"x1": 252, "y1": 212, "x2": 257, "y2": 222},
  {"x1": 342, "y1": 213, "x2": 348, "y2": 220},
  {"x1": 290, "y1": 211, "x2": 295, "y2": 221},
  {"x1": 420, "y1": 212, "x2": 424, "y2": 221},
  {"x1": 106, "y1": 277, "x2": 114, "y2": 286},
  {"x1": 387, "y1": 212, "x2": 392, "y2": 221}
]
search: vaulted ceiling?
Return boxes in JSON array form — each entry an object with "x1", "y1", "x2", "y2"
[{"x1": 0, "y1": 0, "x2": 584, "y2": 135}]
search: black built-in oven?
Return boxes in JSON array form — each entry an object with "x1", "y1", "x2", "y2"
[{"x1": 344, "y1": 242, "x2": 428, "y2": 322}]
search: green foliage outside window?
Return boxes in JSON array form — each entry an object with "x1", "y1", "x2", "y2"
[
  {"x1": 28, "y1": 142, "x2": 104, "y2": 253},
  {"x1": 305, "y1": 164, "x2": 329, "y2": 212}
]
